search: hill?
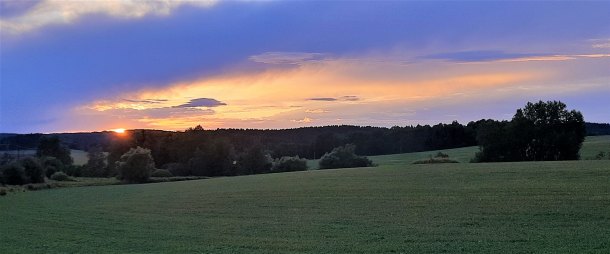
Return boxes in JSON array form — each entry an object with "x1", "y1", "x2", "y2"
[
  {"x1": 586, "y1": 122, "x2": 610, "y2": 136},
  {"x1": 307, "y1": 135, "x2": 609, "y2": 169},
  {"x1": 1, "y1": 139, "x2": 609, "y2": 253},
  {"x1": 2, "y1": 162, "x2": 609, "y2": 253}
]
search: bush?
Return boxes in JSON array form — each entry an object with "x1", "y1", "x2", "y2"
[
  {"x1": 151, "y1": 169, "x2": 173, "y2": 178},
  {"x1": 188, "y1": 140, "x2": 236, "y2": 176},
  {"x1": 83, "y1": 146, "x2": 108, "y2": 177},
  {"x1": 50, "y1": 171, "x2": 73, "y2": 181},
  {"x1": 41, "y1": 157, "x2": 64, "y2": 178},
  {"x1": 164, "y1": 163, "x2": 190, "y2": 176},
  {"x1": 20, "y1": 157, "x2": 45, "y2": 183},
  {"x1": 272, "y1": 156, "x2": 308, "y2": 172},
  {"x1": 413, "y1": 158, "x2": 459, "y2": 164},
  {"x1": 37, "y1": 136, "x2": 73, "y2": 166},
  {"x1": 319, "y1": 144, "x2": 373, "y2": 169},
  {"x1": 0, "y1": 187, "x2": 6, "y2": 196},
  {"x1": 476, "y1": 101, "x2": 585, "y2": 162},
  {"x1": 64, "y1": 165, "x2": 84, "y2": 177},
  {"x1": 1, "y1": 153, "x2": 14, "y2": 166},
  {"x1": 237, "y1": 146, "x2": 272, "y2": 175},
  {"x1": 116, "y1": 147, "x2": 155, "y2": 183},
  {"x1": 435, "y1": 152, "x2": 449, "y2": 158},
  {"x1": 594, "y1": 151, "x2": 606, "y2": 160},
  {"x1": 1, "y1": 162, "x2": 27, "y2": 185}
]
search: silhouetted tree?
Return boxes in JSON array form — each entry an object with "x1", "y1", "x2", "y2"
[
  {"x1": 319, "y1": 144, "x2": 373, "y2": 169},
  {"x1": 37, "y1": 136, "x2": 73, "y2": 166},
  {"x1": 84, "y1": 146, "x2": 108, "y2": 177},
  {"x1": 476, "y1": 101, "x2": 585, "y2": 162},
  {"x1": 20, "y1": 157, "x2": 45, "y2": 183},
  {"x1": 237, "y1": 146, "x2": 272, "y2": 175},
  {"x1": 41, "y1": 157, "x2": 64, "y2": 178},
  {"x1": 1, "y1": 162, "x2": 27, "y2": 185},
  {"x1": 116, "y1": 147, "x2": 155, "y2": 183},
  {"x1": 272, "y1": 156, "x2": 308, "y2": 172},
  {"x1": 514, "y1": 100, "x2": 585, "y2": 160},
  {"x1": 189, "y1": 139, "x2": 236, "y2": 176}
]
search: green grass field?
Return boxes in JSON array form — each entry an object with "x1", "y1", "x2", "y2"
[
  {"x1": 1, "y1": 137, "x2": 609, "y2": 253},
  {"x1": 580, "y1": 135, "x2": 610, "y2": 160}
]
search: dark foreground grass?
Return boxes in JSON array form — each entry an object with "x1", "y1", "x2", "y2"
[{"x1": 1, "y1": 160, "x2": 610, "y2": 253}]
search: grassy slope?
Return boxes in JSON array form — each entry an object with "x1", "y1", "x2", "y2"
[
  {"x1": 1, "y1": 136, "x2": 609, "y2": 253},
  {"x1": 580, "y1": 135, "x2": 610, "y2": 159},
  {"x1": 2, "y1": 161, "x2": 609, "y2": 253},
  {"x1": 370, "y1": 135, "x2": 610, "y2": 167}
]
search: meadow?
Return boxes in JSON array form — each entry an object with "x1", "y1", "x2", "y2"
[{"x1": 1, "y1": 137, "x2": 609, "y2": 253}]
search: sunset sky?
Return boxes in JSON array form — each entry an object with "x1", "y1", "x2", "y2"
[{"x1": 1, "y1": 1, "x2": 609, "y2": 133}]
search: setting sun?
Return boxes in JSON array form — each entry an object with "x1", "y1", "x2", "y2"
[{"x1": 112, "y1": 128, "x2": 126, "y2": 133}]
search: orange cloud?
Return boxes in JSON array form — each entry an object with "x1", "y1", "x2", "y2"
[{"x1": 81, "y1": 53, "x2": 609, "y2": 130}]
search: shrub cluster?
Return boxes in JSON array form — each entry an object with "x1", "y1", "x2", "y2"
[
  {"x1": 593, "y1": 151, "x2": 610, "y2": 160},
  {"x1": 50, "y1": 171, "x2": 73, "y2": 181},
  {"x1": 83, "y1": 146, "x2": 109, "y2": 177},
  {"x1": 435, "y1": 152, "x2": 449, "y2": 158},
  {"x1": 116, "y1": 147, "x2": 155, "y2": 183},
  {"x1": 413, "y1": 152, "x2": 459, "y2": 164},
  {"x1": 1, "y1": 162, "x2": 27, "y2": 185},
  {"x1": 42, "y1": 157, "x2": 64, "y2": 178},
  {"x1": 413, "y1": 158, "x2": 459, "y2": 164},
  {"x1": 151, "y1": 169, "x2": 173, "y2": 178},
  {"x1": 272, "y1": 156, "x2": 308, "y2": 172},
  {"x1": 163, "y1": 163, "x2": 189, "y2": 177},
  {"x1": 237, "y1": 146, "x2": 272, "y2": 175},
  {"x1": 1, "y1": 158, "x2": 45, "y2": 185},
  {"x1": 318, "y1": 144, "x2": 373, "y2": 169},
  {"x1": 474, "y1": 101, "x2": 585, "y2": 162},
  {"x1": 64, "y1": 165, "x2": 84, "y2": 177}
]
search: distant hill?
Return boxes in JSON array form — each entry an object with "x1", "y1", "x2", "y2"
[
  {"x1": 0, "y1": 130, "x2": 172, "y2": 150},
  {"x1": 0, "y1": 133, "x2": 18, "y2": 140},
  {"x1": 586, "y1": 122, "x2": 610, "y2": 136},
  {"x1": 1, "y1": 122, "x2": 608, "y2": 157}
]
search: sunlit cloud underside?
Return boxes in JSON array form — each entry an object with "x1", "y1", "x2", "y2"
[
  {"x1": 74, "y1": 53, "x2": 610, "y2": 131},
  {"x1": 0, "y1": 0, "x2": 217, "y2": 35},
  {"x1": 2, "y1": 1, "x2": 610, "y2": 132}
]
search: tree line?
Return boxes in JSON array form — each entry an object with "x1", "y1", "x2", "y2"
[{"x1": 1, "y1": 100, "x2": 592, "y2": 184}]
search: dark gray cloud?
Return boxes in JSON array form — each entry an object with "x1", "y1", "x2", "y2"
[
  {"x1": 421, "y1": 50, "x2": 547, "y2": 62},
  {"x1": 174, "y1": 98, "x2": 227, "y2": 108},
  {"x1": 249, "y1": 52, "x2": 328, "y2": 65},
  {"x1": 123, "y1": 98, "x2": 168, "y2": 104},
  {"x1": 341, "y1": 96, "x2": 360, "y2": 101},
  {"x1": 108, "y1": 107, "x2": 215, "y2": 119},
  {"x1": 308, "y1": 96, "x2": 360, "y2": 102},
  {"x1": 308, "y1": 97, "x2": 338, "y2": 101}
]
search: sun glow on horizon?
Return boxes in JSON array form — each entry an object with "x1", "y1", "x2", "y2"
[{"x1": 112, "y1": 128, "x2": 126, "y2": 133}]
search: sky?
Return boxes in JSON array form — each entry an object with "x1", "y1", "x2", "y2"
[{"x1": 1, "y1": 0, "x2": 609, "y2": 133}]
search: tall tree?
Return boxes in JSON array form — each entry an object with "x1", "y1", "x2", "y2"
[
  {"x1": 36, "y1": 136, "x2": 73, "y2": 166},
  {"x1": 476, "y1": 101, "x2": 585, "y2": 162},
  {"x1": 512, "y1": 100, "x2": 585, "y2": 161},
  {"x1": 84, "y1": 146, "x2": 108, "y2": 177}
]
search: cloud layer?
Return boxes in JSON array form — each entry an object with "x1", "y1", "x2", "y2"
[
  {"x1": 73, "y1": 50, "x2": 609, "y2": 131},
  {"x1": 175, "y1": 98, "x2": 227, "y2": 108},
  {"x1": 1, "y1": 1, "x2": 609, "y2": 132},
  {"x1": 0, "y1": 0, "x2": 217, "y2": 35}
]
